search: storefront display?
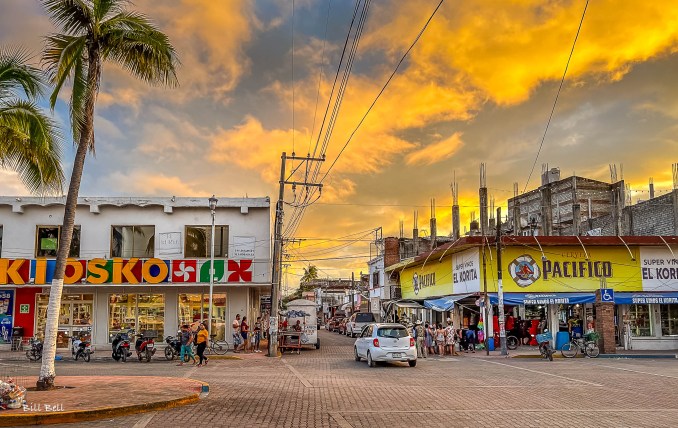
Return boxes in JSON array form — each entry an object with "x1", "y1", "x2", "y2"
[
  {"x1": 178, "y1": 293, "x2": 226, "y2": 340},
  {"x1": 36, "y1": 293, "x2": 93, "y2": 348},
  {"x1": 108, "y1": 294, "x2": 164, "y2": 342}
]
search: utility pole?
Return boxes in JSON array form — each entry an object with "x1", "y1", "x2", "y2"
[
  {"x1": 269, "y1": 151, "x2": 324, "y2": 358},
  {"x1": 351, "y1": 272, "x2": 355, "y2": 314},
  {"x1": 496, "y1": 207, "x2": 507, "y2": 355},
  {"x1": 482, "y1": 243, "x2": 489, "y2": 356}
]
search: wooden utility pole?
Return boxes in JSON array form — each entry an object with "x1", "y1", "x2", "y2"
[
  {"x1": 268, "y1": 152, "x2": 324, "y2": 358},
  {"x1": 351, "y1": 272, "x2": 355, "y2": 313}
]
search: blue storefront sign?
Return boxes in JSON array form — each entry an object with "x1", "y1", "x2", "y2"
[
  {"x1": 615, "y1": 292, "x2": 678, "y2": 304},
  {"x1": 489, "y1": 292, "x2": 596, "y2": 306}
]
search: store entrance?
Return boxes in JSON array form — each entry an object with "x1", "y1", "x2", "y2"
[{"x1": 36, "y1": 294, "x2": 93, "y2": 348}]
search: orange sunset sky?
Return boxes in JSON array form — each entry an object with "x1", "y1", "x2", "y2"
[{"x1": 1, "y1": 0, "x2": 677, "y2": 288}]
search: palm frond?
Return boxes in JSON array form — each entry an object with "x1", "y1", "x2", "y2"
[
  {"x1": 93, "y1": 0, "x2": 126, "y2": 23},
  {"x1": 41, "y1": 0, "x2": 94, "y2": 35},
  {"x1": 0, "y1": 47, "x2": 44, "y2": 101},
  {"x1": 43, "y1": 34, "x2": 87, "y2": 109},
  {"x1": 100, "y1": 12, "x2": 179, "y2": 87},
  {"x1": 0, "y1": 100, "x2": 64, "y2": 194}
]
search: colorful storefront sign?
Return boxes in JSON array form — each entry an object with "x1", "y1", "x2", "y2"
[
  {"x1": 401, "y1": 260, "x2": 452, "y2": 299},
  {"x1": 0, "y1": 259, "x2": 253, "y2": 285},
  {"x1": 452, "y1": 248, "x2": 481, "y2": 294}
]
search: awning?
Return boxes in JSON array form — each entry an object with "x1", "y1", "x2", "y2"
[
  {"x1": 388, "y1": 300, "x2": 424, "y2": 309},
  {"x1": 424, "y1": 294, "x2": 473, "y2": 312},
  {"x1": 489, "y1": 292, "x2": 596, "y2": 305},
  {"x1": 615, "y1": 292, "x2": 678, "y2": 304}
]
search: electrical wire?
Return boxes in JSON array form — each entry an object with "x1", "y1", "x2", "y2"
[{"x1": 523, "y1": 0, "x2": 589, "y2": 193}]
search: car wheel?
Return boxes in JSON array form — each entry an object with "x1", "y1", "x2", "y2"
[
  {"x1": 408, "y1": 360, "x2": 417, "y2": 367},
  {"x1": 354, "y1": 347, "x2": 361, "y2": 362},
  {"x1": 367, "y1": 351, "x2": 376, "y2": 367}
]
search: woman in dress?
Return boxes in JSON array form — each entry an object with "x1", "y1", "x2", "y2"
[
  {"x1": 424, "y1": 323, "x2": 434, "y2": 356},
  {"x1": 435, "y1": 324, "x2": 446, "y2": 356}
]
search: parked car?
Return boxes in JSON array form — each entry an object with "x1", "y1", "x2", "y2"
[
  {"x1": 345, "y1": 312, "x2": 376, "y2": 337},
  {"x1": 354, "y1": 323, "x2": 417, "y2": 367},
  {"x1": 338, "y1": 318, "x2": 349, "y2": 335},
  {"x1": 327, "y1": 316, "x2": 345, "y2": 332}
]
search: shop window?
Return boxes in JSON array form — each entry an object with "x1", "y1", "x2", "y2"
[
  {"x1": 108, "y1": 294, "x2": 164, "y2": 342},
  {"x1": 372, "y1": 272, "x2": 379, "y2": 289},
  {"x1": 184, "y1": 226, "x2": 228, "y2": 258},
  {"x1": 36, "y1": 293, "x2": 93, "y2": 348},
  {"x1": 628, "y1": 304, "x2": 653, "y2": 337},
  {"x1": 660, "y1": 305, "x2": 678, "y2": 336},
  {"x1": 35, "y1": 225, "x2": 81, "y2": 258},
  {"x1": 178, "y1": 293, "x2": 226, "y2": 340},
  {"x1": 111, "y1": 226, "x2": 155, "y2": 258}
]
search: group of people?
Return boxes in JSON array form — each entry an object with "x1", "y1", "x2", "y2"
[
  {"x1": 231, "y1": 314, "x2": 262, "y2": 353},
  {"x1": 412, "y1": 319, "x2": 477, "y2": 358},
  {"x1": 177, "y1": 322, "x2": 209, "y2": 367}
]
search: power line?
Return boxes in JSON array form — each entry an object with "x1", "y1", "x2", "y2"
[{"x1": 523, "y1": 0, "x2": 589, "y2": 193}]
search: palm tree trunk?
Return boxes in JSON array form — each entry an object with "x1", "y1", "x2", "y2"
[{"x1": 37, "y1": 47, "x2": 101, "y2": 390}]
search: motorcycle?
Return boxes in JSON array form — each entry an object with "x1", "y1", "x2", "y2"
[
  {"x1": 71, "y1": 335, "x2": 93, "y2": 362},
  {"x1": 134, "y1": 331, "x2": 156, "y2": 362},
  {"x1": 111, "y1": 330, "x2": 132, "y2": 362},
  {"x1": 164, "y1": 334, "x2": 188, "y2": 362},
  {"x1": 26, "y1": 337, "x2": 43, "y2": 361},
  {"x1": 536, "y1": 331, "x2": 554, "y2": 362}
]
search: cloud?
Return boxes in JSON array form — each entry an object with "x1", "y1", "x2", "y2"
[
  {"x1": 105, "y1": 171, "x2": 207, "y2": 196},
  {"x1": 405, "y1": 132, "x2": 464, "y2": 166}
]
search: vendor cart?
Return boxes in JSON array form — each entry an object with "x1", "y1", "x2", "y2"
[{"x1": 281, "y1": 299, "x2": 320, "y2": 351}]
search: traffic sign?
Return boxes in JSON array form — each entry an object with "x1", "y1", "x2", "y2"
[{"x1": 601, "y1": 288, "x2": 614, "y2": 303}]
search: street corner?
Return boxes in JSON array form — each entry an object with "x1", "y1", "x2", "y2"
[{"x1": 0, "y1": 376, "x2": 203, "y2": 426}]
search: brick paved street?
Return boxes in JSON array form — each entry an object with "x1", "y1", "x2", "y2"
[{"x1": 3, "y1": 330, "x2": 678, "y2": 427}]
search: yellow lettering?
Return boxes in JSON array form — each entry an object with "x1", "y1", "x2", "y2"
[
  {"x1": 112, "y1": 258, "x2": 140, "y2": 284},
  {"x1": 0, "y1": 259, "x2": 25, "y2": 285},
  {"x1": 87, "y1": 259, "x2": 109, "y2": 284},
  {"x1": 142, "y1": 258, "x2": 168, "y2": 284},
  {"x1": 34, "y1": 259, "x2": 47, "y2": 285},
  {"x1": 64, "y1": 259, "x2": 84, "y2": 284}
]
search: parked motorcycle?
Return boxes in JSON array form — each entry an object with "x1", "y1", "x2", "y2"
[
  {"x1": 164, "y1": 334, "x2": 186, "y2": 361},
  {"x1": 71, "y1": 335, "x2": 93, "y2": 362},
  {"x1": 111, "y1": 330, "x2": 132, "y2": 362},
  {"x1": 26, "y1": 337, "x2": 43, "y2": 361},
  {"x1": 134, "y1": 331, "x2": 156, "y2": 362}
]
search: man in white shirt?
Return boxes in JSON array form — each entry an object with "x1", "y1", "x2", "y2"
[{"x1": 232, "y1": 314, "x2": 242, "y2": 352}]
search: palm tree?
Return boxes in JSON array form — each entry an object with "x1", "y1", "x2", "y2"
[
  {"x1": 0, "y1": 48, "x2": 63, "y2": 194},
  {"x1": 37, "y1": 0, "x2": 179, "y2": 390},
  {"x1": 301, "y1": 265, "x2": 319, "y2": 284}
]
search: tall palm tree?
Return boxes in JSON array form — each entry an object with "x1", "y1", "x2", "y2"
[
  {"x1": 37, "y1": 0, "x2": 179, "y2": 390},
  {"x1": 0, "y1": 48, "x2": 63, "y2": 194}
]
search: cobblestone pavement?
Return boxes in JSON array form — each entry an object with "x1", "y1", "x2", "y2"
[{"x1": 3, "y1": 330, "x2": 678, "y2": 427}]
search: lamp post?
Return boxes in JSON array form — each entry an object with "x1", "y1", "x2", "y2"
[{"x1": 208, "y1": 195, "x2": 218, "y2": 338}]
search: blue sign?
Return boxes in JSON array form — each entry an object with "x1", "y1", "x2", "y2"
[
  {"x1": 0, "y1": 316, "x2": 12, "y2": 342},
  {"x1": 601, "y1": 289, "x2": 614, "y2": 303},
  {"x1": 615, "y1": 292, "x2": 678, "y2": 304},
  {"x1": 489, "y1": 292, "x2": 596, "y2": 306}
]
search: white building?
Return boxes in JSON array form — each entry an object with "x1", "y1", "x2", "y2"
[
  {"x1": 367, "y1": 255, "x2": 386, "y2": 321},
  {"x1": 0, "y1": 196, "x2": 271, "y2": 350}
]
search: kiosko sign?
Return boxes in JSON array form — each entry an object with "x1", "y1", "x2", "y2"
[{"x1": 0, "y1": 258, "x2": 253, "y2": 285}]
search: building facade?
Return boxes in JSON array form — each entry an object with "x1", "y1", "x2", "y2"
[{"x1": 0, "y1": 196, "x2": 271, "y2": 349}]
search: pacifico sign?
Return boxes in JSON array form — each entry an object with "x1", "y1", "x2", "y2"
[{"x1": 0, "y1": 258, "x2": 253, "y2": 286}]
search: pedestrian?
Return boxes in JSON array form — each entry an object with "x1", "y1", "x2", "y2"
[
  {"x1": 425, "y1": 323, "x2": 435, "y2": 355},
  {"x1": 445, "y1": 322, "x2": 458, "y2": 356},
  {"x1": 414, "y1": 320, "x2": 426, "y2": 358},
  {"x1": 241, "y1": 316, "x2": 250, "y2": 353},
  {"x1": 465, "y1": 328, "x2": 476, "y2": 353},
  {"x1": 195, "y1": 322, "x2": 209, "y2": 366},
  {"x1": 435, "y1": 324, "x2": 446, "y2": 356},
  {"x1": 177, "y1": 324, "x2": 196, "y2": 366},
  {"x1": 232, "y1": 314, "x2": 242, "y2": 353},
  {"x1": 254, "y1": 316, "x2": 262, "y2": 353}
]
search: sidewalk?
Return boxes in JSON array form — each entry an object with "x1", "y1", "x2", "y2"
[
  {"x1": 0, "y1": 376, "x2": 205, "y2": 426},
  {"x1": 417, "y1": 347, "x2": 678, "y2": 359}
]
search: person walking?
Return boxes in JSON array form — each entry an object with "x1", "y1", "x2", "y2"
[
  {"x1": 232, "y1": 314, "x2": 242, "y2": 353},
  {"x1": 435, "y1": 324, "x2": 446, "y2": 356},
  {"x1": 177, "y1": 325, "x2": 196, "y2": 366},
  {"x1": 414, "y1": 320, "x2": 426, "y2": 358},
  {"x1": 241, "y1": 316, "x2": 250, "y2": 353},
  {"x1": 253, "y1": 316, "x2": 262, "y2": 353},
  {"x1": 445, "y1": 322, "x2": 458, "y2": 356},
  {"x1": 195, "y1": 322, "x2": 209, "y2": 366},
  {"x1": 424, "y1": 323, "x2": 434, "y2": 356}
]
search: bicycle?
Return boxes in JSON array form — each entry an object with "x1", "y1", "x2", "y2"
[
  {"x1": 560, "y1": 333, "x2": 600, "y2": 358},
  {"x1": 206, "y1": 335, "x2": 229, "y2": 355}
]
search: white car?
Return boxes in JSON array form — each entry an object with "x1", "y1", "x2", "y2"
[
  {"x1": 354, "y1": 323, "x2": 417, "y2": 367},
  {"x1": 345, "y1": 312, "x2": 376, "y2": 337}
]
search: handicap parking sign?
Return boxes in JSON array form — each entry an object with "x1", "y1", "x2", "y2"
[{"x1": 601, "y1": 288, "x2": 614, "y2": 303}]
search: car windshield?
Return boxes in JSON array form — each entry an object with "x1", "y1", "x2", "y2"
[
  {"x1": 377, "y1": 327, "x2": 408, "y2": 338},
  {"x1": 355, "y1": 313, "x2": 375, "y2": 323}
]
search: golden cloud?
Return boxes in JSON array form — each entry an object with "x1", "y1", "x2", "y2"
[{"x1": 405, "y1": 132, "x2": 465, "y2": 166}]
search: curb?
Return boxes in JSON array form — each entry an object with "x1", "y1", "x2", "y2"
[
  {"x1": 0, "y1": 382, "x2": 208, "y2": 427},
  {"x1": 598, "y1": 354, "x2": 677, "y2": 359}
]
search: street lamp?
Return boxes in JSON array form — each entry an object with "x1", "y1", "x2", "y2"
[{"x1": 208, "y1": 195, "x2": 218, "y2": 338}]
